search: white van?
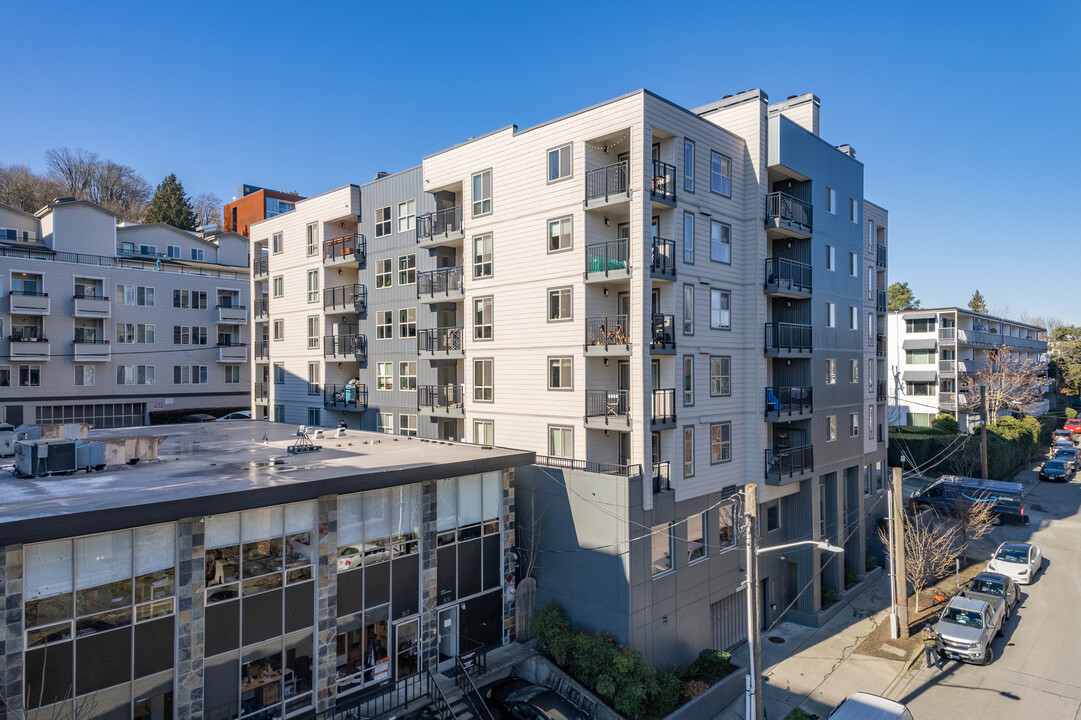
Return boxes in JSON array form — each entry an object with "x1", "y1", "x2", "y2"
[{"x1": 830, "y1": 693, "x2": 914, "y2": 720}]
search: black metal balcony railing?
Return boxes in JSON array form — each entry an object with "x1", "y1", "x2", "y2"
[
  {"x1": 876, "y1": 335, "x2": 887, "y2": 358},
  {"x1": 417, "y1": 326, "x2": 463, "y2": 354},
  {"x1": 764, "y1": 257, "x2": 812, "y2": 293},
  {"x1": 323, "y1": 234, "x2": 367, "y2": 265},
  {"x1": 585, "y1": 315, "x2": 629, "y2": 350},
  {"x1": 323, "y1": 334, "x2": 367, "y2": 362},
  {"x1": 254, "y1": 340, "x2": 269, "y2": 359},
  {"x1": 651, "y1": 238, "x2": 676, "y2": 276},
  {"x1": 652, "y1": 461, "x2": 671, "y2": 493},
  {"x1": 73, "y1": 291, "x2": 108, "y2": 300},
  {"x1": 10, "y1": 289, "x2": 47, "y2": 297},
  {"x1": 216, "y1": 341, "x2": 246, "y2": 348},
  {"x1": 876, "y1": 290, "x2": 887, "y2": 313},
  {"x1": 73, "y1": 338, "x2": 109, "y2": 345},
  {"x1": 765, "y1": 445, "x2": 814, "y2": 482},
  {"x1": 585, "y1": 389, "x2": 630, "y2": 423},
  {"x1": 534, "y1": 455, "x2": 642, "y2": 478},
  {"x1": 324, "y1": 284, "x2": 367, "y2": 314},
  {"x1": 651, "y1": 388, "x2": 676, "y2": 424},
  {"x1": 254, "y1": 382, "x2": 269, "y2": 402},
  {"x1": 254, "y1": 298, "x2": 269, "y2": 318},
  {"x1": 418, "y1": 266, "x2": 464, "y2": 298},
  {"x1": 651, "y1": 314, "x2": 675, "y2": 350},
  {"x1": 651, "y1": 160, "x2": 676, "y2": 203},
  {"x1": 418, "y1": 384, "x2": 464, "y2": 412},
  {"x1": 584, "y1": 160, "x2": 629, "y2": 205},
  {"x1": 877, "y1": 381, "x2": 887, "y2": 402},
  {"x1": 765, "y1": 386, "x2": 812, "y2": 416},
  {"x1": 585, "y1": 239, "x2": 629, "y2": 276},
  {"x1": 764, "y1": 322, "x2": 812, "y2": 353},
  {"x1": 416, "y1": 205, "x2": 463, "y2": 242},
  {"x1": 254, "y1": 256, "x2": 269, "y2": 276},
  {"x1": 876, "y1": 243, "x2": 887, "y2": 268},
  {"x1": 765, "y1": 192, "x2": 812, "y2": 231},
  {"x1": 9, "y1": 334, "x2": 47, "y2": 342},
  {"x1": 324, "y1": 383, "x2": 368, "y2": 410}
]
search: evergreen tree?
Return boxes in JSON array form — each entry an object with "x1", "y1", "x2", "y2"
[
  {"x1": 887, "y1": 281, "x2": 921, "y2": 311},
  {"x1": 968, "y1": 289, "x2": 988, "y2": 314},
  {"x1": 144, "y1": 174, "x2": 197, "y2": 230}
]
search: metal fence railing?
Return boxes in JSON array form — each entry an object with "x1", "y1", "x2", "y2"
[
  {"x1": 585, "y1": 238, "x2": 629, "y2": 276},
  {"x1": 416, "y1": 205, "x2": 463, "y2": 242},
  {"x1": 585, "y1": 160, "x2": 629, "y2": 205},
  {"x1": 765, "y1": 192, "x2": 812, "y2": 231},
  {"x1": 764, "y1": 257, "x2": 812, "y2": 293}
]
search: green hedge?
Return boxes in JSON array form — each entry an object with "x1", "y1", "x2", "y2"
[{"x1": 888, "y1": 415, "x2": 1042, "y2": 480}]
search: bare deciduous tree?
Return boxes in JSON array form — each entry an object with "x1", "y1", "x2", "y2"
[
  {"x1": 946, "y1": 439, "x2": 983, "y2": 478},
  {"x1": 960, "y1": 344, "x2": 1045, "y2": 417},
  {"x1": 0, "y1": 163, "x2": 64, "y2": 214},
  {"x1": 43, "y1": 146, "x2": 151, "y2": 222},
  {"x1": 880, "y1": 512, "x2": 960, "y2": 613},
  {"x1": 193, "y1": 192, "x2": 223, "y2": 228},
  {"x1": 952, "y1": 497, "x2": 999, "y2": 563}
]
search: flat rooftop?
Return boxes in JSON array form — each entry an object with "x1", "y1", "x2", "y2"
[{"x1": 0, "y1": 422, "x2": 533, "y2": 545}]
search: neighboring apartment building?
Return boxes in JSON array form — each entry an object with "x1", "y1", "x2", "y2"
[
  {"x1": 0, "y1": 421, "x2": 529, "y2": 720},
  {"x1": 886, "y1": 308, "x2": 1048, "y2": 430},
  {"x1": 250, "y1": 88, "x2": 890, "y2": 666},
  {"x1": 0, "y1": 198, "x2": 250, "y2": 428},
  {"x1": 224, "y1": 184, "x2": 305, "y2": 237}
]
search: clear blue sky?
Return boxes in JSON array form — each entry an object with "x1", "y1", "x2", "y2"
[{"x1": 3, "y1": 1, "x2": 1079, "y2": 324}]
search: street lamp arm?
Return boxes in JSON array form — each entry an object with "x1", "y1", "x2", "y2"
[{"x1": 757, "y1": 540, "x2": 844, "y2": 555}]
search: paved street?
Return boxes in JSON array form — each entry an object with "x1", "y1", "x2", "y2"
[{"x1": 888, "y1": 463, "x2": 1081, "y2": 718}]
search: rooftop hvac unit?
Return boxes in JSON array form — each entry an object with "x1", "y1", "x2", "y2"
[{"x1": 14, "y1": 439, "x2": 78, "y2": 477}]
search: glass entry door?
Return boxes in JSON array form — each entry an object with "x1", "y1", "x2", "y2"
[
  {"x1": 437, "y1": 606, "x2": 459, "y2": 672},
  {"x1": 394, "y1": 618, "x2": 420, "y2": 680}
]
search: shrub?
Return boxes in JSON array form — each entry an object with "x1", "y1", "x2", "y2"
[
  {"x1": 784, "y1": 709, "x2": 817, "y2": 720},
  {"x1": 697, "y1": 649, "x2": 732, "y2": 676},
  {"x1": 844, "y1": 567, "x2": 860, "y2": 588},
  {"x1": 931, "y1": 413, "x2": 960, "y2": 435},
  {"x1": 866, "y1": 554, "x2": 878, "y2": 571},
  {"x1": 821, "y1": 586, "x2": 838, "y2": 607},
  {"x1": 681, "y1": 679, "x2": 710, "y2": 701},
  {"x1": 1068, "y1": 407, "x2": 1078, "y2": 420},
  {"x1": 645, "y1": 670, "x2": 681, "y2": 718}
]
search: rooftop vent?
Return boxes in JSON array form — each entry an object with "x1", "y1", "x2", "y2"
[
  {"x1": 53, "y1": 196, "x2": 77, "y2": 203},
  {"x1": 787, "y1": 95, "x2": 798, "y2": 100},
  {"x1": 837, "y1": 144, "x2": 856, "y2": 158},
  {"x1": 374, "y1": 171, "x2": 389, "y2": 180}
]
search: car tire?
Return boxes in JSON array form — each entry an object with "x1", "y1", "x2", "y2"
[
  {"x1": 997, "y1": 619, "x2": 1006, "y2": 637},
  {"x1": 983, "y1": 646, "x2": 994, "y2": 665}
]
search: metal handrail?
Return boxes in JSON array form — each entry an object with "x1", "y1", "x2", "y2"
[
  {"x1": 765, "y1": 192, "x2": 812, "y2": 230},
  {"x1": 254, "y1": 340, "x2": 269, "y2": 358},
  {"x1": 324, "y1": 284, "x2": 367, "y2": 314},
  {"x1": 73, "y1": 292, "x2": 109, "y2": 300},
  {"x1": 765, "y1": 386, "x2": 813, "y2": 416},
  {"x1": 418, "y1": 384, "x2": 464, "y2": 411},
  {"x1": 323, "y1": 233, "x2": 367, "y2": 264},
  {"x1": 254, "y1": 256, "x2": 269, "y2": 276},
  {"x1": 254, "y1": 298, "x2": 269, "y2": 317},
  {"x1": 534, "y1": 454, "x2": 642, "y2": 477},
  {"x1": 876, "y1": 335, "x2": 886, "y2": 357},
  {"x1": 585, "y1": 239, "x2": 629, "y2": 276},
  {"x1": 455, "y1": 656, "x2": 496, "y2": 720},
  {"x1": 651, "y1": 238, "x2": 676, "y2": 276},
  {"x1": 416, "y1": 205, "x2": 463, "y2": 241},
  {"x1": 584, "y1": 160, "x2": 629, "y2": 204},
  {"x1": 651, "y1": 160, "x2": 676, "y2": 202},
  {"x1": 0, "y1": 243, "x2": 246, "y2": 278},
  {"x1": 585, "y1": 389, "x2": 629, "y2": 423},
  {"x1": 652, "y1": 461, "x2": 671, "y2": 493},
  {"x1": 764, "y1": 322, "x2": 812, "y2": 352},
  {"x1": 324, "y1": 383, "x2": 368, "y2": 410},
  {"x1": 323, "y1": 334, "x2": 367, "y2": 360},
  {"x1": 765, "y1": 445, "x2": 814, "y2": 481},
  {"x1": 9, "y1": 289, "x2": 47, "y2": 297},
  {"x1": 876, "y1": 243, "x2": 887, "y2": 268},
  {"x1": 418, "y1": 326, "x2": 463, "y2": 354},
  {"x1": 427, "y1": 670, "x2": 454, "y2": 720},
  {"x1": 877, "y1": 381, "x2": 887, "y2": 401},
  {"x1": 651, "y1": 313, "x2": 675, "y2": 350},
  {"x1": 764, "y1": 257, "x2": 812, "y2": 293},
  {"x1": 876, "y1": 290, "x2": 887, "y2": 313},
  {"x1": 72, "y1": 338, "x2": 110, "y2": 345},
  {"x1": 418, "y1": 266, "x2": 464, "y2": 297},
  {"x1": 651, "y1": 388, "x2": 676, "y2": 423},
  {"x1": 585, "y1": 315, "x2": 629, "y2": 349}
]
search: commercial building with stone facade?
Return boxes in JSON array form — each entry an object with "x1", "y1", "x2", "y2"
[{"x1": 0, "y1": 421, "x2": 529, "y2": 720}]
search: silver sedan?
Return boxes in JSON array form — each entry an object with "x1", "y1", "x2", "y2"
[{"x1": 987, "y1": 542, "x2": 1043, "y2": 585}]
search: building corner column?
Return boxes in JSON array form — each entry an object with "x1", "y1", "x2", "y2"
[
  {"x1": 176, "y1": 517, "x2": 205, "y2": 720},
  {"x1": 316, "y1": 495, "x2": 338, "y2": 714}
]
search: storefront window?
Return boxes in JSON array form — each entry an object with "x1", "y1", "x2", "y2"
[
  {"x1": 206, "y1": 513, "x2": 241, "y2": 603},
  {"x1": 25, "y1": 539, "x2": 74, "y2": 632},
  {"x1": 75, "y1": 531, "x2": 133, "y2": 628},
  {"x1": 283, "y1": 632, "x2": 314, "y2": 715},
  {"x1": 241, "y1": 639, "x2": 283, "y2": 716}
]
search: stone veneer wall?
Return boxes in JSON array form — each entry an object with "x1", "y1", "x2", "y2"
[
  {"x1": 419, "y1": 479, "x2": 440, "y2": 673},
  {"x1": 175, "y1": 517, "x2": 205, "y2": 720},
  {"x1": 502, "y1": 469, "x2": 516, "y2": 644},
  {"x1": 316, "y1": 495, "x2": 338, "y2": 714},
  {"x1": 2, "y1": 546, "x2": 24, "y2": 719}
]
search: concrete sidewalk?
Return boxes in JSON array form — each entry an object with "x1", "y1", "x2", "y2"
[{"x1": 711, "y1": 573, "x2": 910, "y2": 720}]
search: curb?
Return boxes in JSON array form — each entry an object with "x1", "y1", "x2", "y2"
[{"x1": 882, "y1": 644, "x2": 923, "y2": 698}]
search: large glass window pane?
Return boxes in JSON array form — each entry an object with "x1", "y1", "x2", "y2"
[
  {"x1": 459, "y1": 475, "x2": 483, "y2": 527},
  {"x1": 206, "y1": 512, "x2": 241, "y2": 595},
  {"x1": 135, "y1": 524, "x2": 175, "y2": 603},
  {"x1": 482, "y1": 472, "x2": 501, "y2": 524},
  {"x1": 363, "y1": 489, "x2": 392, "y2": 563},
  {"x1": 242, "y1": 507, "x2": 283, "y2": 579},
  {"x1": 205, "y1": 651, "x2": 240, "y2": 720},
  {"x1": 25, "y1": 539, "x2": 74, "y2": 627},
  {"x1": 437, "y1": 478, "x2": 458, "y2": 532},
  {"x1": 242, "y1": 639, "x2": 283, "y2": 714},
  {"x1": 338, "y1": 493, "x2": 364, "y2": 573},
  {"x1": 364, "y1": 605, "x2": 390, "y2": 683},
  {"x1": 75, "y1": 531, "x2": 132, "y2": 618},
  {"x1": 284, "y1": 502, "x2": 315, "y2": 569},
  {"x1": 336, "y1": 614, "x2": 365, "y2": 687},
  {"x1": 133, "y1": 671, "x2": 174, "y2": 720},
  {"x1": 284, "y1": 632, "x2": 314, "y2": 714},
  {"x1": 393, "y1": 486, "x2": 421, "y2": 556}
]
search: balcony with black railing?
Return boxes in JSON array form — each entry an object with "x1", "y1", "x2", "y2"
[
  {"x1": 763, "y1": 257, "x2": 812, "y2": 298},
  {"x1": 876, "y1": 243, "x2": 887, "y2": 268},
  {"x1": 73, "y1": 293, "x2": 111, "y2": 318},
  {"x1": 254, "y1": 339, "x2": 269, "y2": 360},
  {"x1": 254, "y1": 298, "x2": 269, "y2": 319},
  {"x1": 72, "y1": 339, "x2": 111, "y2": 362},
  {"x1": 324, "y1": 383, "x2": 368, "y2": 412},
  {"x1": 584, "y1": 160, "x2": 629, "y2": 208},
  {"x1": 650, "y1": 238, "x2": 676, "y2": 279},
  {"x1": 418, "y1": 266, "x2": 464, "y2": 301},
  {"x1": 584, "y1": 315, "x2": 630, "y2": 356},
  {"x1": 323, "y1": 234, "x2": 367, "y2": 266},
  {"x1": 765, "y1": 192, "x2": 812, "y2": 238},
  {"x1": 324, "y1": 284, "x2": 367, "y2": 315},
  {"x1": 254, "y1": 382, "x2": 269, "y2": 404},
  {"x1": 876, "y1": 335, "x2": 887, "y2": 357},
  {"x1": 651, "y1": 314, "x2": 676, "y2": 354},
  {"x1": 417, "y1": 327, "x2": 463, "y2": 356},
  {"x1": 876, "y1": 290, "x2": 887, "y2": 314},
  {"x1": 323, "y1": 334, "x2": 367, "y2": 364},
  {"x1": 877, "y1": 381, "x2": 887, "y2": 402},
  {"x1": 765, "y1": 386, "x2": 813, "y2": 421},
  {"x1": 765, "y1": 445, "x2": 814, "y2": 486},
  {"x1": 764, "y1": 322, "x2": 812, "y2": 356},
  {"x1": 416, "y1": 205, "x2": 463, "y2": 245},
  {"x1": 253, "y1": 255, "x2": 269, "y2": 279},
  {"x1": 651, "y1": 388, "x2": 676, "y2": 428},
  {"x1": 650, "y1": 160, "x2": 676, "y2": 204},
  {"x1": 652, "y1": 461, "x2": 671, "y2": 493},
  {"x1": 584, "y1": 389, "x2": 630, "y2": 429},
  {"x1": 418, "y1": 384, "x2": 464, "y2": 415},
  {"x1": 584, "y1": 239, "x2": 630, "y2": 281}
]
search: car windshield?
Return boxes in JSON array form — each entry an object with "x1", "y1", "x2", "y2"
[
  {"x1": 508, "y1": 687, "x2": 548, "y2": 704},
  {"x1": 1058, "y1": 450, "x2": 1078, "y2": 458},
  {"x1": 1047, "y1": 461, "x2": 1067, "y2": 470},
  {"x1": 996, "y1": 547, "x2": 1029, "y2": 563},
  {"x1": 942, "y1": 607, "x2": 984, "y2": 628},
  {"x1": 969, "y1": 579, "x2": 1003, "y2": 596}
]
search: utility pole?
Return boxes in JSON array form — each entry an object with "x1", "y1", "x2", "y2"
[
  {"x1": 981, "y1": 385, "x2": 989, "y2": 480},
  {"x1": 744, "y1": 483, "x2": 763, "y2": 720},
  {"x1": 890, "y1": 466, "x2": 909, "y2": 638}
]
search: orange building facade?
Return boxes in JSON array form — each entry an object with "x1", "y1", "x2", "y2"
[{"x1": 224, "y1": 185, "x2": 305, "y2": 237}]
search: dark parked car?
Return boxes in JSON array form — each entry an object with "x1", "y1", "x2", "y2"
[
  {"x1": 486, "y1": 678, "x2": 583, "y2": 720},
  {"x1": 1040, "y1": 459, "x2": 1073, "y2": 482},
  {"x1": 1055, "y1": 447, "x2": 1080, "y2": 471},
  {"x1": 960, "y1": 571, "x2": 1021, "y2": 618},
  {"x1": 180, "y1": 413, "x2": 217, "y2": 423}
]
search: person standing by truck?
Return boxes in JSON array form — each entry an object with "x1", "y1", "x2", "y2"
[{"x1": 923, "y1": 624, "x2": 943, "y2": 669}]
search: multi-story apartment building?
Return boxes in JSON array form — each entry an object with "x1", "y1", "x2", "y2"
[
  {"x1": 0, "y1": 198, "x2": 250, "y2": 428},
  {"x1": 886, "y1": 308, "x2": 1048, "y2": 430},
  {"x1": 251, "y1": 88, "x2": 889, "y2": 666},
  {"x1": 224, "y1": 184, "x2": 305, "y2": 237}
]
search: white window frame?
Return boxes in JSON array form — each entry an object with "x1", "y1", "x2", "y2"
[
  {"x1": 652, "y1": 523, "x2": 674, "y2": 577},
  {"x1": 272, "y1": 319, "x2": 284, "y2": 341},
  {"x1": 850, "y1": 197, "x2": 859, "y2": 223},
  {"x1": 398, "y1": 307, "x2": 417, "y2": 338},
  {"x1": 850, "y1": 358, "x2": 859, "y2": 384},
  {"x1": 472, "y1": 169, "x2": 492, "y2": 217},
  {"x1": 375, "y1": 206, "x2": 392, "y2": 238},
  {"x1": 74, "y1": 364, "x2": 95, "y2": 387},
  {"x1": 683, "y1": 426, "x2": 695, "y2": 477},
  {"x1": 399, "y1": 414, "x2": 417, "y2": 437},
  {"x1": 306, "y1": 223, "x2": 318, "y2": 256},
  {"x1": 826, "y1": 358, "x2": 836, "y2": 384},
  {"x1": 272, "y1": 276, "x2": 284, "y2": 298},
  {"x1": 710, "y1": 151, "x2": 731, "y2": 197},
  {"x1": 376, "y1": 310, "x2": 393, "y2": 339},
  {"x1": 826, "y1": 187, "x2": 836, "y2": 214},
  {"x1": 548, "y1": 357, "x2": 572, "y2": 391},
  {"x1": 474, "y1": 296, "x2": 493, "y2": 341},
  {"x1": 398, "y1": 254, "x2": 416, "y2": 285},
  {"x1": 376, "y1": 362, "x2": 394, "y2": 391},
  {"x1": 375, "y1": 258, "x2": 392, "y2": 288},
  {"x1": 827, "y1": 415, "x2": 837, "y2": 442},
  {"x1": 272, "y1": 232, "x2": 283, "y2": 254},
  {"x1": 547, "y1": 144, "x2": 572, "y2": 183},
  {"x1": 307, "y1": 270, "x2": 319, "y2": 303},
  {"x1": 473, "y1": 420, "x2": 494, "y2": 445},
  {"x1": 473, "y1": 234, "x2": 493, "y2": 278},
  {"x1": 397, "y1": 199, "x2": 416, "y2": 233},
  {"x1": 826, "y1": 244, "x2": 835, "y2": 271},
  {"x1": 850, "y1": 305, "x2": 858, "y2": 331},
  {"x1": 710, "y1": 220, "x2": 731, "y2": 264},
  {"x1": 377, "y1": 412, "x2": 394, "y2": 434},
  {"x1": 473, "y1": 359, "x2": 493, "y2": 402},
  {"x1": 547, "y1": 425, "x2": 573, "y2": 458},
  {"x1": 849, "y1": 251, "x2": 858, "y2": 277},
  {"x1": 398, "y1": 361, "x2": 417, "y2": 391},
  {"x1": 850, "y1": 412, "x2": 860, "y2": 437},
  {"x1": 710, "y1": 422, "x2": 732, "y2": 464}
]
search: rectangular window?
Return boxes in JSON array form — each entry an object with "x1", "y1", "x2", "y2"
[
  {"x1": 547, "y1": 287, "x2": 571, "y2": 321},
  {"x1": 683, "y1": 139, "x2": 695, "y2": 192},
  {"x1": 472, "y1": 169, "x2": 492, "y2": 216},
  {"x1": 868, "y1": 406, "x2": 875, "y2": 440},
  {"x1": 375, "y1": 258, "x2": 392, "y2": 288},
  {"x1": 683, "y1": 426, "x2": 694, "y2": 477},
  {"x1": 191, "y1": 248, "x2": 204, "y2": 261},
  {"x1": 849, "y1": 251, "x2": 858, "y2": 277},
  {"x1": 307, "y1": 362, "x2": 320, "y2": 394},
  {"x1": 710, "y1": 221, "x2": 731, "y2": 264},
  {"x1": 398, "y1": 307, "x2": 417, "y2": 338},
  {"x1": 273, "y1": 363, "x2": 285, "y2": 384},
  {"x1": 377, "y1": 413, "x2": 393, "y2": 434},
  {"x1": 826, "y1": 302, "x2": 835, "y2": 328},
  {"x1": 864, "y1": 465, "x2": 873, "y2": 496},
  {"x1": 765, "y1": 500, "x2": 781, "y2": 532},
  {"x1": 905, "y1": 318, "x2": 937, "y2": 333},
  {"x1": 876, "y1": 462, "x2": 885, "y2": 492},
  {"x1": 651, "y1": 524, "x2": 672, "y2": 576},
  {"x1": 376, "y1": 310, "x2": 393, "y2": 339},
  {"x1": 827, "y1": 415, "x2": 837, "y2": 441},
  {"x1": 547, "y1": 144, "x2": 571, "y2": 182},
  {"x1": 850, "y1": 358, "x2": 859, "y2": 383},
  {"x1": 710, "y1": 356, "x2": 731, "y2": 396},
  {"x1": 718, "y1": 502, "x2": 736, "y2": 548},
  {"x1": 826, "y1": 358, "x2": 836, "y2": 384},
  {"x1": 474, "y1": 297, "x2": 493, "y2": 340},
  {"x1": 398, "y1": 361, "x2": 417, "y2": 391},
  {"x1": 548, "y1": 357, "x2": 572, "y2": 390},
  {"x1": 868, "y1": 360, "x2": 874, "y2": 393},
  {"x1": 173, "y1": 289, "x2": 189, "y2": 308},
  {"x1": 868, "y1": 313, "x2": 874, "y2": 342},
  {"x1": 710, "y1": 151, "x2": 731, "y2": 196},
  {"x1": 397, "y1": 199, "x2": 416, "y2": 233},
  {"x1": 398, "y1": 254, "x2": 416, "y2": 285},
  {"x1": 548, "y1": 426, "x2": 572, "y2": 458},
  {"x1": 377, "y1": 362, "x2": 393, "y2": 391},
  {"x1": 118, "y1": 323, "x2": 156, "y2": 344},
  {"x1": 850, "y1": 412, "x2": 860, "y2": 437},
  {"x1": 116, "y1": 285, "x2": 154, "y2": 306},
  {"x1": 683, "y1": 212, "x2": 695, "y2": 263},
  {"x1": 548, "y1": 217, "x2": 572, "y2": 253},
  {"x1": 850, "y1": 305, "x2": 858, "y2": 330},
  {"x1": 683, "y1": 284, "x2": 694, "y2": 335},
  {"x1": 74, "y1": 365, "x2": 95, "y2": 386},
  {"x1": 118, "y1": 365, "x2": 155, "y2": 385},
  {"x1": 272, "y1": 319, "x2": 284, "y2": 340},
  {"x1": 473, "y1": 420, "x2": 494, "y2": 445},
  {"x1": 272, "y1": 276, "x2": 284, "y2": 298},
  {"x1": 827, "y1": 187, "x2": 836, "y2": 214},
  {"x1": 375, "y1": 206, "x2": 392, "y2": 238},
  {"x1": 710, "y1": 289, "x2": 731, "y2": 330},
  {"x1": 710, "y1": 422, "x2": 732, "y2": 464},
  {"x1": 166, "y1": 245, "x2": 180, "y2": 259},
  {"x1": 307, "y1": 316, "x2": 319, "y2": 349},
  {"x1": 904, "y1": 349, "x2": 936, "y2": 364},
  {"x1": 473, "y1": 234, "x2": 493, "y2": 278},
  {"x1": 272, "y1": 232, "x2": 283, "y2": 253},
  {"x1": 306, "y1": 223, "x2": 318, "y2": 256},
  {"x1": 473, "y1": 359, "x2": 493, "y2": 401},
  {"x1": 224, "y1": 365, "x2": 240, "y2": 383},
  {"x1": 867, "y1": 272, "x2": 875, "y2": 300},
  {"x1": 399, "y1": 414, "x2": 417, "y2": 437},
  {"x1": 307, "y1": 270, "x2": 319, "y2": 303},
  {"x1": 687, "y1": 513, "x2": 705, "y2": 563},
  {"x1": 826, "y1": 244, "x2": 835, "y2": 271},
  {"x1": 0, "y1": 366, "x2": 9, "y2": 387},
  {"x1": 905, "y1": 382, "x2": 936, "y2": 396},
  {"x1": 19, "y1": 364, "x2": 40, "y2": 387},
  {"x1": 307, "y1": 408, "x2": 320, "y2": 426},
  {"x1": 671, "y1": 357, "x2": 688, "y2": 412},
  {"x1": 850, "y1": 197, "x2": 859, "y2": 223}
]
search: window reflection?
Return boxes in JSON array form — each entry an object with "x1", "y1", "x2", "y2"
[{"x1": 241, "y1": 642, "x2": 283, "y2": 715}]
